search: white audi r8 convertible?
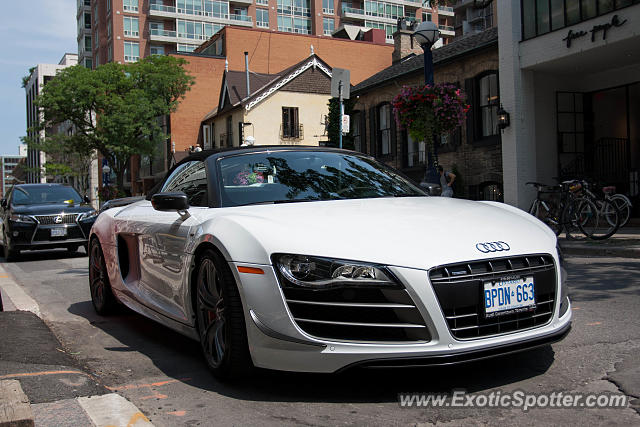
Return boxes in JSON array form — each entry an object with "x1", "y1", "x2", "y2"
[{"x1": 89, "y1": 146, "x2": 571, "y2": 378}]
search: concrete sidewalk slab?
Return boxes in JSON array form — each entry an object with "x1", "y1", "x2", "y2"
[
  {"x1": 78, "y1": 394, "x2": 154, "y2": 427},
  {"x1": 0, "y1": 380, "x2": 33, "y2": 427}
]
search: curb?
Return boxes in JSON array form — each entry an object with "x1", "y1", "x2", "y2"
[
  {"x1": 560, "y1": 244, "x2": 640, "y2": 258},
  {"x1": 0, "y1": 380, "x2": 33, "y2": 427}
]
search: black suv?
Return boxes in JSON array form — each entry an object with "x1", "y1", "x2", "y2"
[{"x1": 1, "y1": 184, "x2": 98, "y2": 260}]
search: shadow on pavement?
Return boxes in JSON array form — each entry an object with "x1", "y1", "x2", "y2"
[
  {"x1": 67, "y1": 300, "x2": 555, "y2": 404},
  {"x1": 1, "y1": 248, "x2": 87, "y2": 263},
  {"x1": 565, "y1": 259, "x2": 640, "y2": 303}
]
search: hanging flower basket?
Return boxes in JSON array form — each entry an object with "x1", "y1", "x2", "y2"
[{"x1": 392, "y1": 83, "x2": 470, "y2": 146}]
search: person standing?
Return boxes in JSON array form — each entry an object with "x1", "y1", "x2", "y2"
[{"x1": 438, "y1": 165, "x2": 456, "y2": 197}]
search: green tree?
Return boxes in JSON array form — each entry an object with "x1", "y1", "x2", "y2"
[
  {"x1": 326, "y1": 97, "x2": 357, "y2": 149},
  {"x1": 30, "y1": 56, "x2": 195, "y2": 192}
]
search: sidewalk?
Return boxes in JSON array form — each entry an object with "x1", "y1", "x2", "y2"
[
  {"x1": 0, "y1": 265, "x2": 154, "y2": 427},
  {"x1": 559, "y1": 226, "x2": 640, "y2": 258}
]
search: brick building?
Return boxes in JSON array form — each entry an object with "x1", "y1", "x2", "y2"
[{"x1": 351, "y1": 25, "x2": 502, "y2": 200}]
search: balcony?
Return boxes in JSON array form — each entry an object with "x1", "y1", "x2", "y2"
[
  {"x1": 150, "y1": 28, "x2": 178, "y2": 42},
  {"x1": 439, "y1": 24, "x2": 455, "y2": 36},
  {"x1": 341, "y1": 6, "x2": 365, "y2": 21},
  {"x1": 149, "y1": 3, "x2": 252, "y2": 26},
  {"x1": 437, "y1": 5, "x2": 454, "y2": 16}
]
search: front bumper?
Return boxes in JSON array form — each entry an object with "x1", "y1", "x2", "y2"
[
  {"x1": 231, "y1": 260, "x2": 572, "y2": 373},
  {"x1": 6, "y1": 219, "x2": 94, "y2": 250}
]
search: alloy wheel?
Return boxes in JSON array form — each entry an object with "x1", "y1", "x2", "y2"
[{"x1": 197, "y1": 258, "x2": 227, "y2": 369}]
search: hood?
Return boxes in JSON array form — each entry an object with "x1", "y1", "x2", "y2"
[
  {"x1": 12, "y1": 203, "x2": 94, "y2": 216},
  {"x1": 217, "y1": 197, "x2": 557, "y2": 269}
]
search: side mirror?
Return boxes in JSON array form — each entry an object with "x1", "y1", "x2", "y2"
[
  {"x1": 83, "y1": 195, "x2": 91, "y2": 204},
  {"x1": 151, "y1": 192, "x2": 189, "y2": 212},
  {"x1": 0, "y1": 199, "x2": 6, "y2": 209}
]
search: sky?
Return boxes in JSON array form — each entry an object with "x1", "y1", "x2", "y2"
[{"x1": 0, "y1": 0, "x2": 77, "y2": 156}]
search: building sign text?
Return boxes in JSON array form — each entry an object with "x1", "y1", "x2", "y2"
[{"x1": 562, "y1": 15, "x2": 627, "y2": 48}]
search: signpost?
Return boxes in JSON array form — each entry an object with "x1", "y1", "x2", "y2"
[{"x1": 331, "y1": 68, "x2": 350, "y2": 149}]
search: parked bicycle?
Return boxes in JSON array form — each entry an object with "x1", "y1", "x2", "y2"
[
  {"x1": 600, "y1": 185, "x2": 632, "y2": 228},
  {"x1": 527, "y1": 180, "x2": 621, "y2": 240}
]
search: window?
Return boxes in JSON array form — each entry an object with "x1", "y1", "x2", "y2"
[
  {"x1": 178, "y1": 19, "x2": 204, "y2": 39},
  {"x1": 477, "y1": 72, "x2": 499, "y2": 138},
  {"x1": 108, "y1": 44, "x2": 113, "y2": 61},
  {"x1": 282, "y1": 107, "x2": 300, "y2": 138},
  {"x1": 204, "y1": 22, "x2": 223, "y2": 37},
  {"x1": 422, "y1": 12, "x2": 432, "y2": 21},
  {"x1": 226, "y1": 116, "x2": 234, "y2": 147},
  {"x1": 94, "y1": 29, "x2": 99, "y2": 49},
  {"x1": 84, "y1": 12, "x2": 91, "y2": 29},
  {"x1": 406, "y1": 134, "x2": 426, "y2": 167},
  {"x1": 124, "y1": 17, "x2": 139, "y2": 37},
  {"x1": 522, "y1": 0, "x2": 637, "y2": 40},
  {"x1": 107, "y1": 0, "x2": 111, "y2": 12},
  {"x1": 322, "y1": 0, "x2": 334, "y2": 14},
  {"x1": 352, "y1": 111, "x2": 362, "y2": 152},
  {"x1": 234, "y1": 7, "x2": 248, "y2": 16},
  {"x1": 178, "y1": 0, "x2": 203, "y2": 15},
  {"x1": 123, "y1": 0, "x2": 138, "y2": 12},
  {"x1": 257, "y1": 9, "x2": 269, "y2": 28},
  {"x1": 124, "y1": 41, "x2": 139, "y2": 62},
  {"x1": 203, "y1": 125, "x2": 212, "y2": 149},
  {"x1": 84, "y1": 58, "x2": 93, "y2": 69},
  {"x1": 84, "y1": 36, "x2": 92, "y2": 52},
  {"x1": 150, "y1": 45, "x2": 165, "y2": 55},
  {"x1": 149, "y1": 21, "x2": 164, "y2": 36},
  {"x1": 107, "y1": 21, "x2": 112, "y2": 39},
  {"x1": 161, "y1": 161, "x2": 208, "y2": 207},
  {"x1": 84, "y1": 0, "x2": 90, "y2": 5},
  {"x1": 323, "y1": 17, "x2": 334, "y2": 35},
  {"x1": 377, "y1": 104, "x2": 392, "y2": 156},
  {"x1": 257, "y1": 0, "x2": 269, "y2": 4},
  {"x1": 203, "y1": 0, "x2": 229, "y2": 18},
  {"x1": 177, "y1": 44, "x2": 198, "y2": 52},
  {"x1": 556, "y1": 92, "x2": 585, "y2": 154},
  {"x1": 364, "y1": 21, "x2": 396, "y2": 40}
]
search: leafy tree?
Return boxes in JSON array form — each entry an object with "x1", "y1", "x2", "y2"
[
  {"x1": 326, "y1": 97, "x2": 357, "y2": 149},
  {"x1": 21, "y1": 66, "x2": 36, "y2": 88},
  {"x1": 30, "y1": 56, "x2": 195, "y2": 192}
]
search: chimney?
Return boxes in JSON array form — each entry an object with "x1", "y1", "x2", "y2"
[
  {"x1": 244, "y1": 51, "x2": 250, "y2": 98},
  {"x1": 392, "y1": 18, "x2": 423, "y2": 63}
]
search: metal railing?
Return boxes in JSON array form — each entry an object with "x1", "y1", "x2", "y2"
[
  {"x1": 280, "y1": 124, "x2": 304, "y2": 140},
  {"x1": 150, "y1": 28, "x2": 177, "y2": 38},
  {"x1": 439, "y1": 24, "x2": 455, "y2": 32}
]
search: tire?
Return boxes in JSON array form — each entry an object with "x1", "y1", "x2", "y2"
[
  {"x1": 533, "y1": 200, "x2": 562, "y2": 236},
  {"x1": 561, "y1": 198, "x2": 589, "y2": 241},
  {"x1": 608, "y1": 194, "x2": 631, "y2": 228},
  {"x1": 88, "y1": 238, "x2": 116, "y2": 315},
  {"x1": 195, "y1": 249, "x2": 252, "y2": 379},
  {"x1": 3, "y1": 232, "x2": 19, "y2": 261},
  {"x1": 578, "y1": 199, "x2": 620, "y2": 240}
]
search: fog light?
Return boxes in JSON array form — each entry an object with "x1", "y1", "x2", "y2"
[{"x1": 13, "y1": 231, "x2": 19, "y2": 237}]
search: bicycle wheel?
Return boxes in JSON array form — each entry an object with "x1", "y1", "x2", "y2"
[
  {"x1": 562, "y1": 198, "x2": 588, "y2": 241},
  {"x1": 608, "y1": 194, "x2": 631, "y2": 228},
  {"x1": 533, "y1": 200, "x2": 562, "y2": 236},
  {"x1": 577, "y1": 199, "x2": 620, "y2": 240}
]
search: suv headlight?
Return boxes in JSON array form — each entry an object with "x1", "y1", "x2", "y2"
[
  {"x1": 78, "y1": 209, "x2": 98, "y2": 221},
  {"x1": 274, "y1": 254, "x2": 398, "y2": 288},
  {"x1": 557, "y1": 243, "x2": 569, "y2": 317},
  {"x1": 9, "y1": 213, "x2": 35, "y2": 223}
]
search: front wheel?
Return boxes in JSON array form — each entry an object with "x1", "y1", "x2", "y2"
[
  {"x1": 578, "y1": 199, "x2": 620, "y2": 240},
  {"x1": 195, "y1": 249, "x2": 252, "y2": 379},
  {"x1": 608, "y1": 194, "x2": 631, "y2": 228},
  {"x1": 88, "y1": 239, "x2": 116, "y2": 315},
  {"x1": 3, "y1": 232, "x2": 19, "y2": 261}
]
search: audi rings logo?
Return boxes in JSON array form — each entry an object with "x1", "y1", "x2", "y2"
[
  {"x1": 54, "y1": 215, "x2": 63, "y2": 224},
  {"x1": 475, "y1": 241, "x2": 510, "y2": 253}
]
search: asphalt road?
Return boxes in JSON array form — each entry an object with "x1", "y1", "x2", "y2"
[{"x1": 1, "y1": 249, "x2": 639, "y2": 426}]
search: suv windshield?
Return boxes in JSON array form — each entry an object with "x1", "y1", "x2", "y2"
[
  {"x1": 217, "y1": 151, "x2": 426, "y2": 207},
  {"x1": 12, "y1": 186, "x2": 83, "y2": 205}
]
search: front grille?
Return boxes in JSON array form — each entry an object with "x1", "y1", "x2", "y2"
[
  {"x1": 280, "y1": 285, "x2": 430, "y2": 343},
  {"x1": 429, "y1": 254, "x2": 556, "y2": 340},
  {"x1": 34, "y1": 214, "x2": 79, "y2": 225}
]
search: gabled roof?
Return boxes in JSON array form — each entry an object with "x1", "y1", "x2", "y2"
[
  {"x1": 353, "y1": 27, "x2": 499, "y2": 93},
  {"x1": 203, "y1": 54, "x2": 333, "y2": 121}
]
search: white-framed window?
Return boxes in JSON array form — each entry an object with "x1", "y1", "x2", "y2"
[
  {"x1": 123, "y1": 16, "x2": 139, "y2": 37},
  {"x1": 124, "y1": 41, "x2": 139, "y2": 62},
  {"x1": 257, "y1": 0, "x2": 269, "y2": 5},
  {"x1": 178, "y1": 19, "x2": 204, "y2": 40},
  {"x1": 150, "y1": 45, "x2": 165, "y2": 55},
  {"x1": 256, "y1": 9, "x2": 269, "y2": 28},
  {"x1": 123, "y1": 0, "x2": 138, "y2": 12},
  {"x1": 203, "y1": 125, "x2": 211, "y2": 149},
  {"x1": 323, "y1": 17, "x2": 334, "y2": 35},
  {"x1": 322, "y1": 0, "x2": 334, "y2": 14},
  {"x1": 177, "y1": 43, "x2": 198, "y2": 52}
]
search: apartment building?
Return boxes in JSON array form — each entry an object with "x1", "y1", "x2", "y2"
[
  {"x1": 24, "y1": 54, "x2": 78, "y2": 184},
  {"x1": 0, "y1": 149, "x2": 27, "y2": 196},
  {"x1": 453, "y1": 0, "x2": 496, "y2": 38},
  {"x1": 87, "y1": 0, "x2": 454, "y2": 67}
]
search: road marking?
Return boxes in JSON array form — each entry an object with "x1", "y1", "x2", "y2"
[
  {"x1": 586, "y1": 321, "x2": 602, "y2": 326},
  {"x1": 0, "y1": 370, "x2": 87, "y2": 379},
  {"x1": 0, "y1": 265, "x2": 40, "y2": 316},
  {"x1": 140, "y1": 394, "x2": 167, "y2": 400},
  {"x1": 77, "y1": 393, "x2": 153, "y2": 427},
  {"x1": 106, "y1": 378, "x2": 190, "y2": 392},
  {"x1": 167, "y1": 410, "x2": 186, "y2": 416}
]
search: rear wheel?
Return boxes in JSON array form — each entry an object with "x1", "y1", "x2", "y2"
[
  {"x1": 608, "y1": 194, "x2": 631, "y2": 228},
  {"x1": 562, "y1": 198, "x2": 588, "y2": 241},
  {"x1": 88, "y1": 239, "x2": 116, "y2": 315},
  {"x1": 195, "y1": 249, "x2": 252, "y2": 379},
  {"x1": 578, "y1": 199, "x2": 620, "y2": 240}
]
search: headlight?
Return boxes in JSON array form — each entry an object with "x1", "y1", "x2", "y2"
[
  {"x1": 557, "y1": 242, "x2": 570, "y2": 317},
  {"x1": 78, "y1": 209, "x2": 98, "y2": 221},
  {"x1": 274, "y1": 254, "x2": 398, "y2": 288},
  {"x1": 9, "y1": 213, "x2": 35, "y2": 223}
]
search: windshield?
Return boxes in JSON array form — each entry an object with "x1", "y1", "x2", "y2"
[
  {"x1": 12, "y1": 186, "x2": 83, "y2": 205},
  {"x1": 217, "y1": 151, "x2": 426, "y2": 207}
]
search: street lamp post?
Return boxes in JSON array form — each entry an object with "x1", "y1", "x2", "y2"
[{"x1": 413, "y1": 21, "x2": 441, "y2": 188}]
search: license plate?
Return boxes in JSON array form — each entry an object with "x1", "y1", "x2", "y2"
[
  {"x1": 51, "y1": 228, "x2": 67, "y2": 237},
  {"x1": 484, "y1": 276, "x2": 535, "y2": 317}
]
